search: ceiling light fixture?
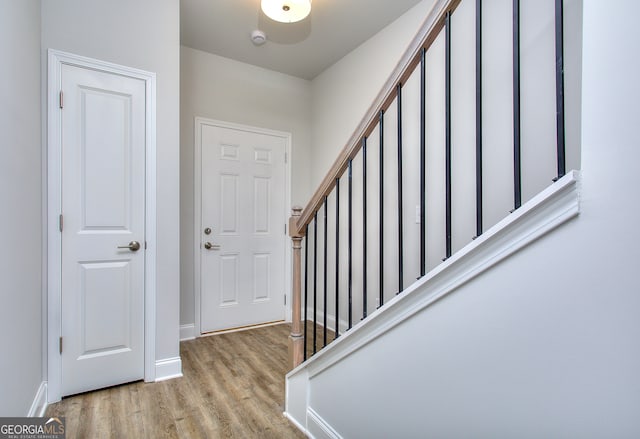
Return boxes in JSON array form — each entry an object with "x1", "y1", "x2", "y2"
[{"x1": 261, "y1": 0, "x2": 311, "y2": 23}]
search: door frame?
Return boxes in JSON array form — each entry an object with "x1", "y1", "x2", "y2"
[
  {"x1": 194, "y1": 117, "x2": 292, "y2": 336},
  {"x1": 46, "y1": 49, "x2": 157, "y2": 403}
]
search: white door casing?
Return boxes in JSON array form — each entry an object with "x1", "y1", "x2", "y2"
[
  {"x1": 47, "y1": 50, "x2": 157, "y2": 402},
  {"x1": 195, "y1": 119, "x2": 291, "y2": 334}
]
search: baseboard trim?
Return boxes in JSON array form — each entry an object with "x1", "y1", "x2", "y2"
[
  {"x1": 155, "y1": 357, "x2": 183, "y2": 382},
  {"x1": 28, "y1": 381, "x2": 48, "y2": 417},
  {"x1": 180, "y1": 324, "x2": 196, "y2": 341},
  {"x1": 284, "y1": 411, "x2": 310, "y2": 438},
  {"x1": 304, "y1": 312, "x2": 348, "y2": 337},
  {"x1": 201, "y1": 320, "x2": 286, "y2": 337},
  {"x1": 307, "y1": 407, "x2": 342, "y2": 439}
]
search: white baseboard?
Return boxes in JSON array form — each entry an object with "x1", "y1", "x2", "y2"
[
  {"x1": 155, "y1": 357, "x2": 183, "y2": 382},
  {"x1": 305, "y1": 310, "x2": 348, "y2": 336},
  {"x1": 28, "y1": 381, "x2": 48, "y2": 417},
  {"x1": 180, "y1": 323, "x2": 196, "y2": 341},
  {"x1": 284, "y1": 411, "x2": 310, "y2": 438},
  {"x1": 307, "y1": 407, "x2": 342, "y2": 439}
]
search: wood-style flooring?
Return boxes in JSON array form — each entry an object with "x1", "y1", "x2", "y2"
[{"x1": 46, "y1": 323, "x2": 305, "y2": 438}]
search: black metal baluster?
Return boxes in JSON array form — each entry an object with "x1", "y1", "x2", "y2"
[
  {"x1": 555, "y1": 0, "x2": 566, "y2": 180},
  {"x1": 513, "y1": 0, "x2": 522, "y2": 210},
  {"x1": 335, "y1": 178, "x2": 340, "y2": 339},
  {"x1": 348, "y1": 159, "x2": 353, "y2": 330},
  {"x1": 379, "y1": 110, "x2": 384, "y2": 307},
  {"x1": 303, "y1": 224, "x2": 308, "y2": 361},
  {"x1": 313, "y1": 213, "x2": 318, "y2": 355},
  {"x1": 420, "y1": 47, "x2": 427, "y2": 277},
  {"x1": 362, "y1": 137, "x2": 368, "y2": 319},
  {"x1": 323, "y1": 196, "x2": 328, "y2": 347},
  {"x1": 397, "y1": 83, "x2": 404, "y2": 293},
  {"x1": 445, "y1": 11, "x2": 452, "y2": 259},
  {"x1": 476, "y1": 0, "x2": 484, "y2": 237}
]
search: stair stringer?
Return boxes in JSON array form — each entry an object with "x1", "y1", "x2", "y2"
[{"x1": 285, "y1": 170, "x2": 580, "y2": 438}]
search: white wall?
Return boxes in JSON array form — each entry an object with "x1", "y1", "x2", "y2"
[
  {"x1": 290, "y1": 0, "x2": 640, "y2": 436},
  {"x1": 310, "y1": 0, "x2": 438, "y2": 190},
  {"x1": 41, "y1": 0, "x2": 181, "y2": 363},
  {"x1": 0, "y1": 0, "x2": 43, "y2": 416},
  {"x1": 311, "y1": 0, "x2": 582, "y2": 199},
  {"x1": 178, "y1": 0, "x2": 432, "y2": 331},
  {"x1": 304, "y1": 0, "x2": 441, "y2": 333},
  {"x1": 180, "y1": 47, "x2": 312, "y2": 327}
]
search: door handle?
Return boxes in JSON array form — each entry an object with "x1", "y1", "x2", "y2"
[
  {"x1": 118, "y1": 241, "x2": 141, "y2": 252},
  {"x1": 204, "y1": 242, "x2": 221, "y2": 250}
]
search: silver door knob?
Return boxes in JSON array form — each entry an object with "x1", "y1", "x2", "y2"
[
  {"x1": 204, "y1": 242, "x2": 221, "y2": 250},
  {"x1": 118, "y1": 241, "x2": 141, "y2": 252}
]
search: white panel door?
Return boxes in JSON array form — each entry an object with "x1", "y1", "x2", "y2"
[
  {"x1": 61, "y1": 63, "x2": 146, "y2": 396},
  {"x1": 200, "y1": 124, "x2": 286, "y2": 333}
]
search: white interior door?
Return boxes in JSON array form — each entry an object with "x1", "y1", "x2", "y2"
[
  {"x1": 200, "y1": 123, "x2": 287, "y2": 333},
  {"x1": 60, "y1": 62, "x2": 146, "y2": 396}
]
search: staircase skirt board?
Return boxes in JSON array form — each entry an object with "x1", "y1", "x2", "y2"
[{"x1": 286, "y1": 170, "x2": 580, "y2": 435}]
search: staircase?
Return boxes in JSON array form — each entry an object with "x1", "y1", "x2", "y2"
[{"x1": 284, "y1": 0, "x2": 583, "y2": 436}]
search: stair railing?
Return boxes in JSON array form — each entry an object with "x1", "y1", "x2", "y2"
[{"x1": 288, "y1": 0, "x2": 569, "y2": 369}]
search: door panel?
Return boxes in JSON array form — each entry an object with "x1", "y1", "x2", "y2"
[
  {"x1": 200, "y1": 124, "x2": 286, "y2": 333},
  {"x1": 220, "y1": 174, "x2": 239, "y2": 233},
  {"x1": 254, "y1": 177, "x2": 271, "y2": 233},
  {"x1": 79, "y1": 260, "x2": 130, "y2": 356},
  {"x1": 61, "y1": 63, "x2": 146, "y2": 396},
  {"x1": 81, "y1": 89, "x2": 131, "y2": 228}
]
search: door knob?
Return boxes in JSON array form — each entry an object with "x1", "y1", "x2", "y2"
[
  {"x1": 118, "y1": 241, "x2": 141, "y2": 252},
  {"x1": 204, "y1": 242, "x2": 221, "y2": 250}
]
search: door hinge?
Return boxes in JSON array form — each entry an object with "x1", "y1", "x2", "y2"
[
  {"x1": 59, "y1": 90, "x2": 64, "y2": 109},
  {"x1": 145, "y1": 241, "x2": 148, "y2": 250},
  {"x1": 284, "y1": 295, "x2": 287, "y2": 306},
  {"x1": 285, "y1": 223, "x2": 287, "y2": 235},
  {"x1": 59, "y1": 214, "x2": 63, "y2": 232},
  {"x1": 59, "y1": 336, "x2": 63, "y2": 354}
]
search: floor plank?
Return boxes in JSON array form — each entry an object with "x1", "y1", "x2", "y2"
[{"x1": 46, "y1": 324, "x2": 306, "y2": 438}]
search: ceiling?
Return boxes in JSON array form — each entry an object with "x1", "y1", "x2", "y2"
[{"x1": 180, "y1": 0, "x2": 424, "y2": 80}]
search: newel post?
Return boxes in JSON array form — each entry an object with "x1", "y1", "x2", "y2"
[{"x1": 288, "y1": 206, "x2": 305, "y2": 370}]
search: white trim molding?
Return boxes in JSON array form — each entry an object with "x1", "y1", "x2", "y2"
[
  {"x1": 46, "y1": 49, "x2": 157, "y2": 402},
  {"x1": 155, "y1": 357, "x2": 183, "y2": 382},
  {"x1": 307, "y1": 408, "x2": 342, "y2": 439},
  {"x1": 193, "y1": 118, "x2": 293, "y2": 336},
  {"x1": 180, "y1": 324, "x2": 196, "y2": 341},
  {"x1": 283, "y1": 411, "x2": 309, "y2": 438},
  {"x1": 28, "y1": 382, "x2": 48, "y2": 417},
  {"x1": 285, "y1": 171, "x2": 581, "y2": 434}
]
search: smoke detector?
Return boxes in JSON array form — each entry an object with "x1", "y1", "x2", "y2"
[{"x1": 251, "y1": 30, "x2": 267, "y2": 46}]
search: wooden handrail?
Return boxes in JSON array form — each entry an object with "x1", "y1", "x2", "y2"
[
  {"x1": 288, "y1": 0, "x2": 571, "y2": 369},
  {"x1": 294, "y1": 0, "x2": 461, "y2": 235},
  {"x1": 289, "y1": 0, "x2": 462, "y2": 369}
]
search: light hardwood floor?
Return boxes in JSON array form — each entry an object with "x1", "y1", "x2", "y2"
[{"x1": 46, "y1": 324, "x2": 305, "y2": 438}]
